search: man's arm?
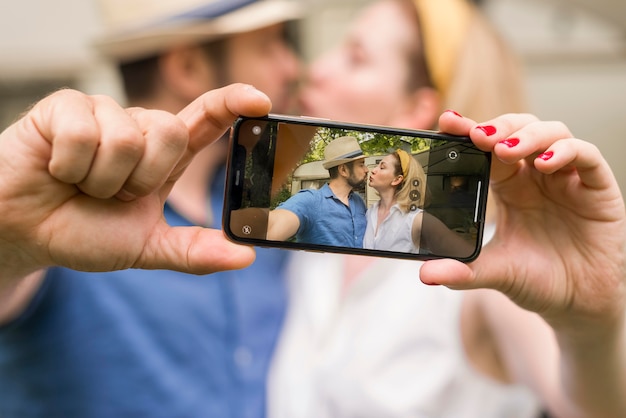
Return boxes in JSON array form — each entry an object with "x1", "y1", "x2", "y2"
[
  {"x1": 0, "y1": 84, "x2": 271, "y2": 324},
  {"x1": 267, "y1": 208, "x2": 301, "y2": 241}
]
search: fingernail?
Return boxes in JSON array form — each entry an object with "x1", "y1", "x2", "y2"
[
  {"x1": 476, "y1": 125, "x2": 497, "y2": 136},
  {"x1": 499, "y1": 138, "x2": 520, "y2": 148},
  {"x1": 423, "y1": 281, "x2": 441, "y2": 287},
  {"x1": 445, "y1": 109, "x2": 463, "y2": 117},
  {"x1": 537, "y1": 151, "x2": 554, "y2": 161},
  {"x1": 244, "y1": 84, "x2": 269, "y2": 100}
]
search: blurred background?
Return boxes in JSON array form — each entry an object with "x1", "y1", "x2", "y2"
[{"x1": 1, "y1": 0, "x2": 625, "y2": 192}]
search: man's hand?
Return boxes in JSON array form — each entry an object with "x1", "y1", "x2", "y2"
[{"x1": 0, "y1": 84, "x2": 271, "y2": 282}]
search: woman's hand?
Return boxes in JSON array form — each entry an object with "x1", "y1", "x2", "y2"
[{"x1": 421, "y1": 111, "x2": 626, "y2": 331}]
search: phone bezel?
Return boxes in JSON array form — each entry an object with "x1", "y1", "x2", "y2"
[{"x1": 224, "y1": 114, "x2": 491, "y2": 262}]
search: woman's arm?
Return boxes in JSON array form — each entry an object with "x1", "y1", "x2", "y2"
[{"x1": 421, "y1": 111, "x2": 626, "y2": 417}]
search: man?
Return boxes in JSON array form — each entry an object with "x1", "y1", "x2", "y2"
[
  {"x1": 0, "y1": 1, "x2": 301, "y2": 417},
  {"x1": 267, "y1": 136, "x2": 369, "y2": 247}
]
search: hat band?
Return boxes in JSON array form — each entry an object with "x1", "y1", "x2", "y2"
[
  {"x1": 161, "y1": 0, "x2": 256, "y2": 25},
  {"x1": 335, "y1": 150, "x2": 364, "y2": 160}
]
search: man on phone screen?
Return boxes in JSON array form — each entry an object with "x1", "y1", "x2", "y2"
[{"x1": 267, "y1": 136, "x2": 369, "y2": 247}]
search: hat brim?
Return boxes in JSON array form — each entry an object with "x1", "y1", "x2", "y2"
[
  {"x1": 322, "y1": 155, "x2": 366, "y2": 170},
  {"x1": 94, "y1": 1, "x2": 303, "y2": 62}
]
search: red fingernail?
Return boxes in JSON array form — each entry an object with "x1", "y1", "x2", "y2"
[
  {"x1": 423, "y1": 281, "x2": 441, "y2": 286},
  {"x1": 538, "y1": 151, "x2": 554, "y2": 161},
  {"x1": 476, "y1": 125, "x2": 497, "y2": 136},
  {"x1": 445, "y1": 109, "x2": 463, "y2": 117},
  {"x1": 499, "y1": 138, "x2": 520, "y2": 148}
]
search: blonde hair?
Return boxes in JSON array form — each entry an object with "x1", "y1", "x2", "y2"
[{"x1": 392, "y1": 150, "x2": 427, "y2": 213}]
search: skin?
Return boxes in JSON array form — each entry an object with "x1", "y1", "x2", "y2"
[
  {"x1": 227, "y1": 24, "x2": 301, "y2": 114},
  {"x1": 299, "y1": 0, "x2": 439, "y2": 128}
]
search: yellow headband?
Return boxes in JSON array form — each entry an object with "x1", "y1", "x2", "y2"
[
  {"x1": 413, "y1": 0, "x2": 474, "y2": 97},
  {"x1": 396, "y1": 149, "x2": 411, "y2": 178}
]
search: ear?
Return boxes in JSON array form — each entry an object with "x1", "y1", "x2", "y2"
[
  {"x1": 391, "y1": 175, "x2": 404, "y2": 187},
  {"x1": 337, "y1": 163, "x2": 349, "y2": 178},
  {"x1": 158, "y1": 46, "x2": 218, "y2": 103},
  {"x1": 390, "y1": 87, "x2": 441, "y2": 130}
]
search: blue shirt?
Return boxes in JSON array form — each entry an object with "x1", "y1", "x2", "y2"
[
  {"x1": 278, "y1": 183, "x2": 367, "y2": 247},
  {"x1": 0, "y1": 168, "x2": 288, "y2": 418}
]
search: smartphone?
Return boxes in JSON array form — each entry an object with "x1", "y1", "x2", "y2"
[{"x1": 223, "y1": 114, "x2": 491, "y2": 262}]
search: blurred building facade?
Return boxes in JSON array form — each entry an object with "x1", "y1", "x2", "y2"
[{"x1": 1, "y1": 0, "x2": 625, "y2": 191}]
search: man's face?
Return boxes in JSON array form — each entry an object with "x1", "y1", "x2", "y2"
[
  {"x1": 226, "y1": 23, "x2": 301, "y2": 114},
  {"x1": 346, "y1": 159, "x2": 369, "y2": 189}
]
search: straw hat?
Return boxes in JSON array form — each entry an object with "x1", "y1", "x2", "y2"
[
  {"x1": 93, "y1": 0, "x2": 303, "y2": 62},
  {"x1": 322, "y1": 136, "x2": 365, "y2": 170}
]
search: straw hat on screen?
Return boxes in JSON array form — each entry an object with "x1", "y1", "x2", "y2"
[
  {"x1": 94, "y1": 0, "x2": 303, "y2": 62},
  {"x1": 322, "y1": 136, "x2": 365, "y2": 170}
]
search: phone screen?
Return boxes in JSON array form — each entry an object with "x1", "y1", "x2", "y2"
[{"x1": 224, "y1": 115, "x2": 491, "y2": 262}]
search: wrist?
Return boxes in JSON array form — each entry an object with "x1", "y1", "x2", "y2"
[{"x1": 0, "y1": 269, "x2": 46, "y2": 325}]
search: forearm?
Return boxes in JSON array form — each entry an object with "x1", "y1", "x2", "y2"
[
  {"x1": 554, "y1": 316, "x2": 626, "y2": 418},
  {"x1": 0, "y1": 269, "x2": 45, "y2": 325}
]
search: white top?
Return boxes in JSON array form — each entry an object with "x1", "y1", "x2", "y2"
[
  {"x1": 363, "y1": 202, "x2": 421, "y2": 253},
  {"x1": 267, "y1": 252, "x2": 541, "y2": 418}
]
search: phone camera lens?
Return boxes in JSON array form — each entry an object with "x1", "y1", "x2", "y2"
[
  {"x1": 447, "y1": 149, "x2": 460, "y2": 162},
  {"x1": 252, "y1": 125, "x2": 262, "y2": 135}
]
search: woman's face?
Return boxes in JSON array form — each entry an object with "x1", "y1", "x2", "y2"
[
  {"x1": 299, "y1": 0, "x2": 417, "y2": 125},
  {"x1": 368, "y1": 154, "x2": 401, "y2": 193}
]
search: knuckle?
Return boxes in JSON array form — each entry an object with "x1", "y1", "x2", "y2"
[
  {"x1": 123, "y1": 176, "x2": 160, "y2": 197},
  {"x1": 110, "y1": 127, "x2": 145, "y2": 157}
]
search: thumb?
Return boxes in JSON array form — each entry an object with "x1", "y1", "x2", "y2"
[
  {"x1": 141, "y1": 222, "x2": 256, "y2": 274},
  {"x1": 420, "y1": 247, "x2": 520, "y2": 294},
  {"x1": 420, "y1": 258, "x2": 477, "y2": 289},
  {"x1": 178, "y1": 83, "x2": 272, "y2": 157}
]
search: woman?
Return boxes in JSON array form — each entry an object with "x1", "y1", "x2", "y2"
[
  {"x1": 364, "y1": 149, "x2": 426, "y2": 253},
  {"x1": 364, "y1": 149, "x2": 474, "y2": 258},
  {"x1": 299, "y1": 0, "x2": 525, "y2": 127},
  {"x1": 269, "y1": 0, "x2": 541, "y2": 417},
  {"x1": 268, "y1": 0, "x2": 626, "y2": 417}
]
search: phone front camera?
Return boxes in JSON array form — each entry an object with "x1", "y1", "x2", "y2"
[
  {"x1": 252, "y1": 125, "x2": 262, "y2": 135},
  {"x1": 447, "y1": 149, "x2": 460, "y2": 161}
]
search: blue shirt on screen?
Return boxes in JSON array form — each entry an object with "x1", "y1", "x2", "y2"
[
  {"x1": 277, "y1": 183, "x2": 367, "y2": 247},
  {"x1": 0, "y1": 168, "x2": 288, "y2": 418}
]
